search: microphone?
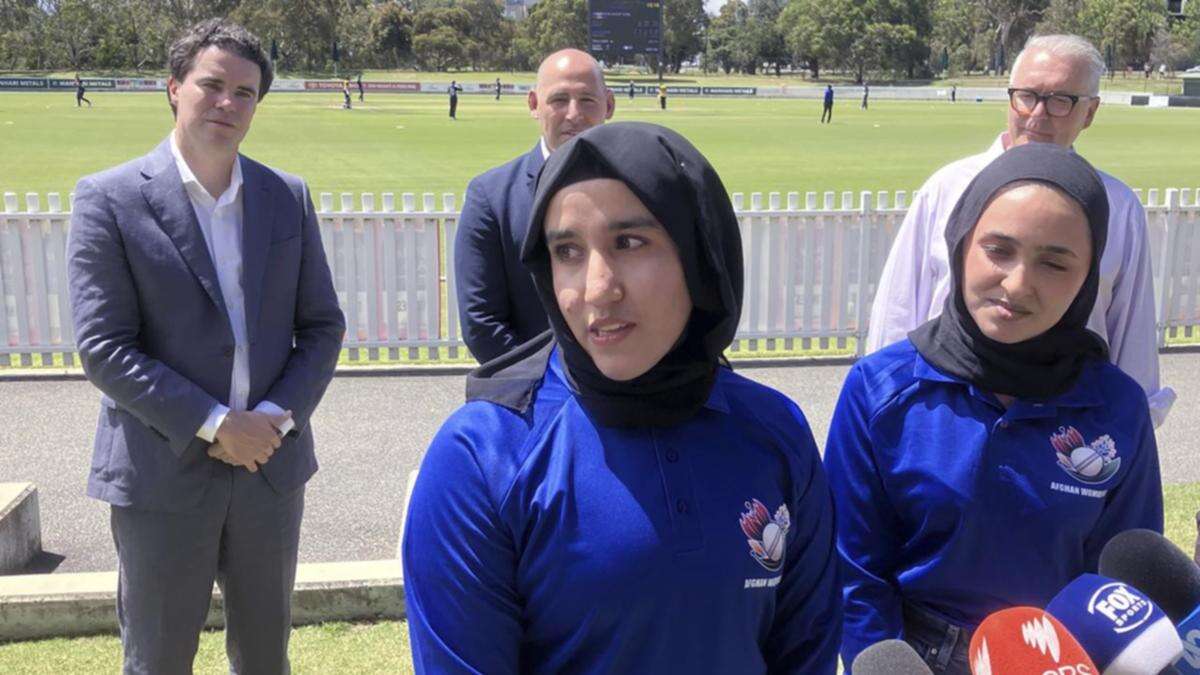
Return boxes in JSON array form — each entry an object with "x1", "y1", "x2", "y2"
[
  {"x1": 851, "y1": 639, "x2": 933, "y2": 674},
  {"x1": 1045, "y1": 573, "x2": 1182, "y2": 674},
  {"x1": 1099, "y1": 529, "x2": 1200, "y2": 674},
  {"x1": 969, "y1": 606, "x2": 1098, "y2": 674}
]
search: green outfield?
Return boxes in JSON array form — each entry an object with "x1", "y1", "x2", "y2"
[{"x1": 0, "y1": 91, "x2": 1197, "y2": 203}]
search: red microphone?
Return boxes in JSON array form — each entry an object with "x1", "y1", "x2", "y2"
[{"x1": 969, "y1": 607, "x2": 1099, "y2": 675}]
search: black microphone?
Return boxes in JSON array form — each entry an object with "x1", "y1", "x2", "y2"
[
  {"x1": 1099, "y1": 529, "x2": 1200, "y2": 673},
  {"x1": 851, "y1": 639, "x2": 933, "y2": 674}
]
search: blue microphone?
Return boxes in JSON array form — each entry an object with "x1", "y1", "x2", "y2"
[
  {"x1": 1046, "y1": 573, "x2": 1182, "y2": 674},
  {"x1": 1099, "y1": 529, "x2": 1200, "y2": 674}
]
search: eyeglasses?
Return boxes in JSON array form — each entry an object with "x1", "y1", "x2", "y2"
[{"x1": 1007, "y1": 88, "x2": 1093, "y2": 117}]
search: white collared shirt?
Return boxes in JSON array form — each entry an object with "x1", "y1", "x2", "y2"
[
  {"x1": 865, "y1": 132, "x2": 1175, "y2": 426},
  {"x1": 169, "y1": 133, "x2": 290, "y2": 441},
  {"x1": 540, "y1": 136, "x2": 551, "y2": 160}
]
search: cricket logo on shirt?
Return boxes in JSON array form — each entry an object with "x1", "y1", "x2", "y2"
[
  {"x1": 739, "y1": 499, "x2": 790, "y2": 572},
  {"x1": 1051, "y1": 426, "x2": 1120, "y2": 485}
]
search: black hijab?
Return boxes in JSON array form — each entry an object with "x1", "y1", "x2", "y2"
[
  {"x1": 909, "y1": 142, "x2": 1110, "y2": 400},
  {"x1": 465, "y1": 122, "x2": 744, "y2": 428}
]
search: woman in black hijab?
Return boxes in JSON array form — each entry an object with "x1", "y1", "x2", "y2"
[
  {"x1": 824, "y1": 143, "x2": 1163, "y2": 673},
  {"x1": 403, "y1": 122, "x2": 842, "y2": 674}
]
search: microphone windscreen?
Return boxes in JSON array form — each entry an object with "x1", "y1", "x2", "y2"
[
  {"x1": 851, "y1": 639, "x2": 933, "y2": 674},
  {"x1": 969, "y1": 607, "x2": 1098, "y2": 675},
  {"x1": 1099, "y1": 529, "x2": 1200, "y2": 623},
  {"x1": 1046, "y1": 573, "x2": 1182, "y2": 674}
]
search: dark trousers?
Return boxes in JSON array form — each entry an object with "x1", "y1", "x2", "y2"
[
  {"x1": 111, "y1": 465, "x2": 305, "y2": 675},
  {"x1": 862, "y1": 96, "x2": 868, "y2": 109},
  {"x1": 659, "y1": 96, "x2": 666, "y2": 110},
  {"x1": 821, "y1": 103, "x2": 833, "y2": 123},
  {"x1": 449, "y1": 97, "x2": 458, "y2": 118},
  {"x1": 358, "y1": 87, "x2": 364, "y2": 102},
  {"x1": 77, "y1": 93, "x2": 90, "y2": 107},
  {"x1": 902, "y1": 604, "x2": 972, "y2": 675}
]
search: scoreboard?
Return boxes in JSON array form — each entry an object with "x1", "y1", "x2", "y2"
[{"x1": 588, "y1": 0, "x2": 662, "y2": 58}]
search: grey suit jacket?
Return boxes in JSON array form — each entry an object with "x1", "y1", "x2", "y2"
[{"x1": 67, "y1": 139, "x2": 346, "y2": 513}]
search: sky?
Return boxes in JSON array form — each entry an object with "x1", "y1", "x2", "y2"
[{"x1": 704, "y1": 0, "x2": 726, "y2": 15}]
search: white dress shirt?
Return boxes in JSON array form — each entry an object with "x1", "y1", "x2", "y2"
[
  {"x1": 865, "y1": 132, "x2": 1175, "y2": 427},
  {"x1": 168, "y1": 133, "x2": 293, "y2": 441}
]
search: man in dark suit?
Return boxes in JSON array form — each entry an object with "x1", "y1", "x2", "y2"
[
  {"x1": 66, "y1": 19, "x2": 344, "y2": 674},
  {"x1": 453, "y1": 49, "x2": 614, "y2": 362}
]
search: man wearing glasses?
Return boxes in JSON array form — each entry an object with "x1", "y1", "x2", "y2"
[{"x1": 866, "y1": 34, "x2": 1174, "y2": 427}]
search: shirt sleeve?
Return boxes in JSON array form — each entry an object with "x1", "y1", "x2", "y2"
[
  {"x1": 196, "y1": 403, "x2": 230, "y2": 443},
  {"x1": 823, "y1": 364, "x2": 908, "y2": 670},
  {"x1": 865, "y1": 187, "x2": 935, "y2": 354},
  {"x1": 1083, "y1": 399, "x2": 1164, "y2": 568},
  {"x1": 1102, "y1": 198, "x2": 1175, "y2": 427},
  {"x1": 403, "y1": 411, "x2": 522, "y2": 674},
  {"x1": 762, "y1": 406, "x2": 843, "y2": 674},
  {"x1": 454, "y1": 178, "x2": 519, "y2": 363},
  {"x1": 253, "y1": 399, "x2": 295, "y2": 436}
]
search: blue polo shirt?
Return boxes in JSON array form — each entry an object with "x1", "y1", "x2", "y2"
[
  {"x1": 824, "y1": 339, "x2": 1163, "y2": 668},
  {"x1": 403, "y1": 349, "x2": 841, "y2": 674}
]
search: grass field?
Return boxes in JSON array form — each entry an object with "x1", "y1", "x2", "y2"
[
  {"x1": 2, "y1": 480, "x2": 1196, "y2": 673},
  {"x1": 16, "y1": 67, "x2": 1193, "y2": 94},
  {"x1": 1, "y1": 91, "x2": 1197, "y2": 202}
]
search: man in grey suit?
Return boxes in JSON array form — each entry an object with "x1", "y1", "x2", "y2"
[{"x1": 67, "y1": 19, "x2": 344, "y2": 674}]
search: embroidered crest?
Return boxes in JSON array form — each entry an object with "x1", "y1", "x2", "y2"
[
  {"x1": 739, "y1": 499, "x2": 790, "y2": 572},
  {"x1": 1051, "y1": 426, "x2": 1120, "y2": 485}
]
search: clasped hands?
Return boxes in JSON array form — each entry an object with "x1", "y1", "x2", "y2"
[{"x1": 207, "y1": 409, "x2": 293, "y2": 472}]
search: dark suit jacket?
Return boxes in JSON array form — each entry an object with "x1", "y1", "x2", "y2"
[
  {"x1": 453, "y1": 142, "x2": 548, "y2": 363},
  {"x1": 67, "y1": 139, "x2": 346, "y2": 513}
]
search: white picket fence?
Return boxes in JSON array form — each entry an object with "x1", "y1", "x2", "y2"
[{"x1": 2, "y1": 187, "x2": 1199, "y2": 366}]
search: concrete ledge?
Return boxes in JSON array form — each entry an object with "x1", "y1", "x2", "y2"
[
  {"x1": 0, "y1": 483, "x2": 41, "y2": 574},
  {"x1": 0, "y1": 559, "x2": 403, "y2": 641}
]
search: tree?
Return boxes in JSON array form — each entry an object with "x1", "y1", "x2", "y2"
[
  {"x1": 413, "y1": 24, "x2": 465, "y2": 70},
  {"x1": 370, "y1": 1, "x2": 414, "y2": 68},
  {"x1": 747, "y1": 0, "x2": 788, "y2": 75},
  {"x1": 1156, "y1": 0, "x2": 1200, "y2": 69},
  {"x1": 662, "y1": 0, "x2": 706, "y2": 73},
  {"x1": 519, "y1": 0, "x2": 587, "y2": 58},
  {"x1": 1079, "y1": 0, "x2": 1166, "y2": 67},
  {"x1": 706, "y1": 1, "x2": 758, "y2": 74},
  {"x1": 977, "y1": 0, "x2": 1051, "y2": 72},
  {"x1": 0, "y1": 1, "x2": 52, "y2": 70},
  {"x1": 777, "y1": 0, "x2": 929, "y2": 80},
  {"x1": 931, "y1": 0, "x2": 992, "y2": 75},
  {"x1": 778, "y1": 0, "x2": 852, "y2": 78},
  {"x1": 455, "y1": 0, "x2": 506, "y2": 70},
  {"x1": 42, "y1": 0, "x2": 103, "y2": 70},
  {"x1": 865, "y1": 0, "x2": 933, "y2": 78},
  {"x1": 1038, "y1": 0, "x2": 1089, "y2": 34}
]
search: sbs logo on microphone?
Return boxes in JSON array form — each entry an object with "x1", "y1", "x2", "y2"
[
  {"x1": 1020, "y1": 615, "x2": 1096, "y2": 675},
  {"x1": 1085, "y1": 582, "x2": 1152, "y2": 633},
  {"x1": 971, "y1": 638, "x2": 993, "y2": 675},
  {"x1": 1022, "y1": 615, "x2": 1062, "y2": 662}
]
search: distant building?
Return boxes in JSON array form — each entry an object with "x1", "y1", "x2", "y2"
[{"x1": 1184, "y1": 73, "x2": 1200, "y2": 97}]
